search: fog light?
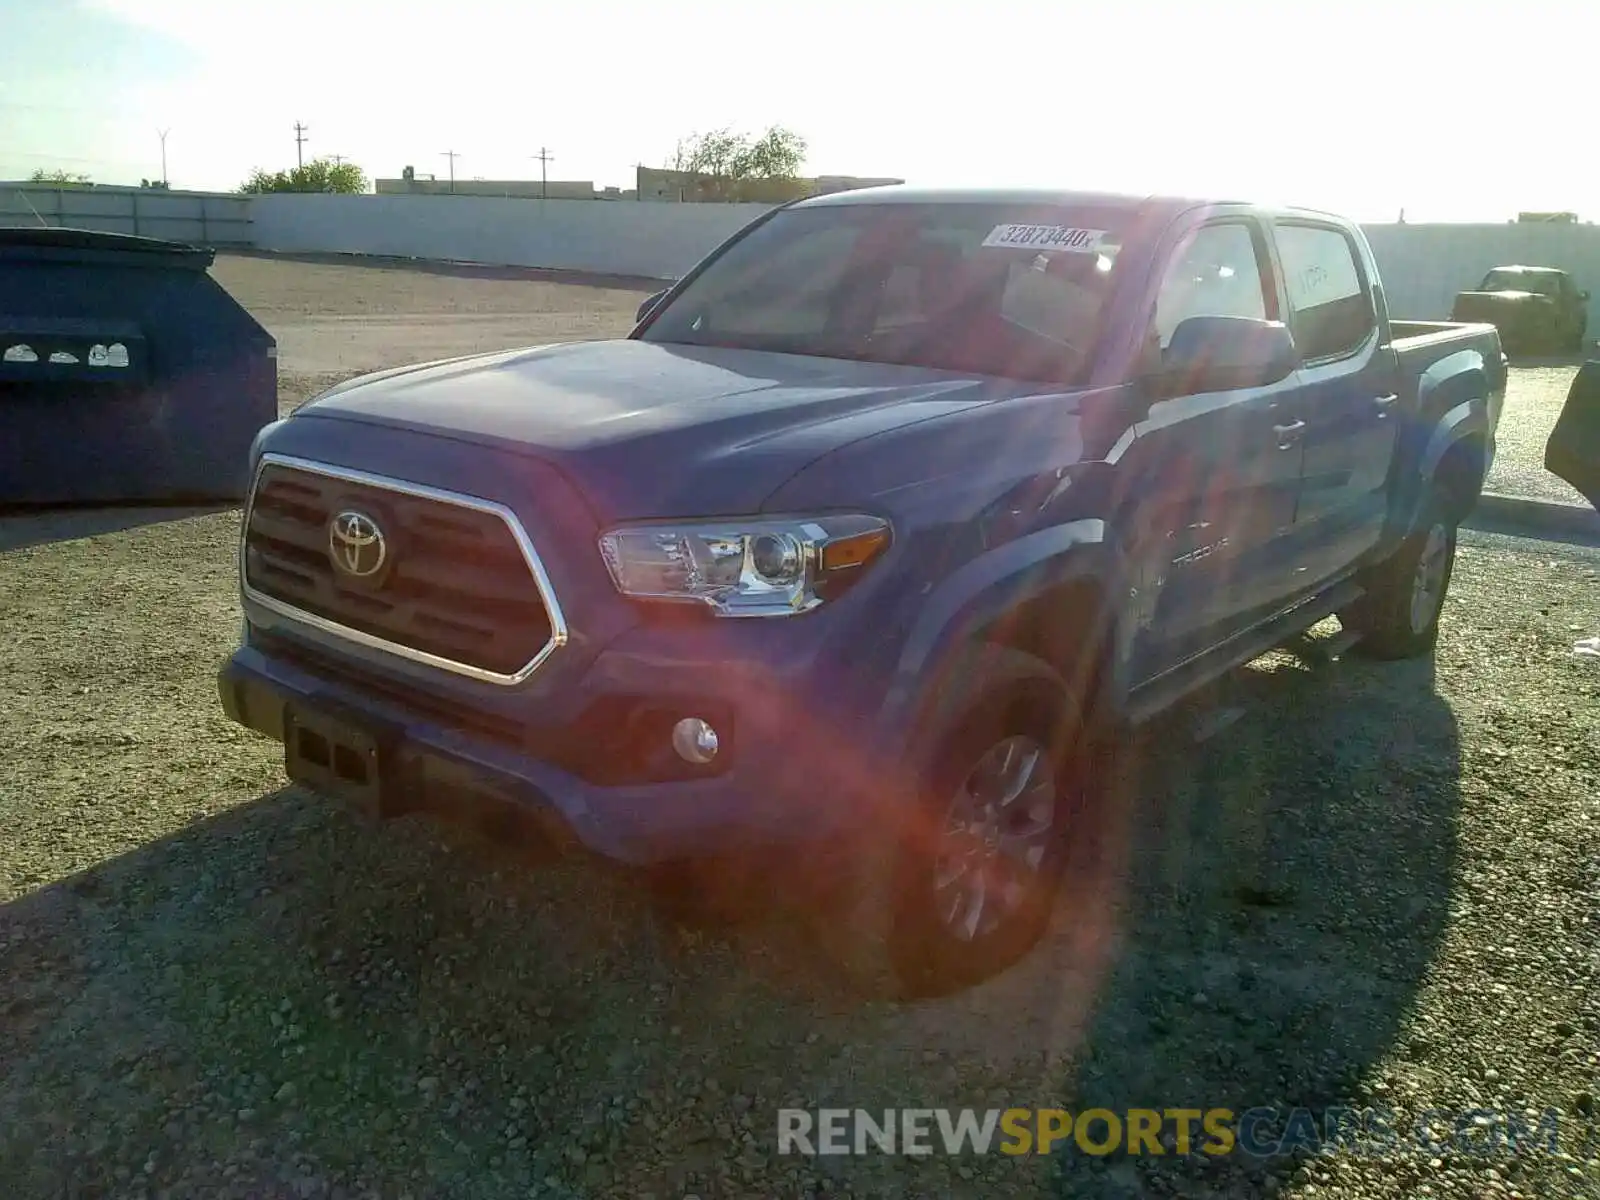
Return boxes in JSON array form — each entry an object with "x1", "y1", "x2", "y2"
[{"x1": 671, "y1": 717, "x2": 720, "y2": 765}]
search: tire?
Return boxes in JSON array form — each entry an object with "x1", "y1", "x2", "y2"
[
  {"x1": 1342, "y1": 504, "x2": 1459, "y2": 661},
  {"x1": 642, "y1": 856, "x2": 767, "y2": 930},
  {"x1": 810, "y1": 645, "x2": 1097, "y2": 999}
]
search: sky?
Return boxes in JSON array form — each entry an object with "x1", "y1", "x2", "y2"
[{"x1": 1, "y1": 0, "x2": 1591, "y2": 222}]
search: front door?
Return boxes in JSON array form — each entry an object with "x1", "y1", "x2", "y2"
[{"x1": 1124, "y1": 218, "x2": 1307, "y2": 681}]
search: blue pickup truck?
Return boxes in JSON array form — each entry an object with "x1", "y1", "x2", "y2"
[{"x1": 219, "y1": 187, "x2": 1505, "y2": 995}]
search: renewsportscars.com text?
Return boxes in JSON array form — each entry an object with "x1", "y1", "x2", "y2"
[{"x1": 777, "y1": 1106, "x2": 1578, "y2": 1160}]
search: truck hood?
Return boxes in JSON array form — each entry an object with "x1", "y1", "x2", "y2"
[{"x1": 293, "y1": 339, "x2": 1047, "y2": 520}]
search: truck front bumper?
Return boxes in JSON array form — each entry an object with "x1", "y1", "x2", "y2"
[{"x1": 218, "y1": 642, "x2": 880, "y2": 867}]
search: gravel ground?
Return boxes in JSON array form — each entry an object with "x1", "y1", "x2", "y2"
[
  {"x1": 1488, "y1": 360, "x2": 1590, "y2": 506},
  {"x1": 0, "y1": 511, "x2": 1596, "y2": 1199},
  {"x1": 1, "y1": 256, "x2": 1597, "y2": 1198}
]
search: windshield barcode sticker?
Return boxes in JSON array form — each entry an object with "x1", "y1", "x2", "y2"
[{"x1": 982, "y1": 224, "x2": 1107, "y2": 253}]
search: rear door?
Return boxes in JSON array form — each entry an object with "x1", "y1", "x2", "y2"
[
  {"x1": 1268, "y1": 220, "x2": 1400, "y2": 588},
  {"x1": 1124, "y1": 217, "x2": 1307, "y2": 679}
]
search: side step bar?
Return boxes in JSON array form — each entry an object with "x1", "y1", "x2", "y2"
[{"x1": 1124, "y1": 579, "x2": 1366, "y2": 728}]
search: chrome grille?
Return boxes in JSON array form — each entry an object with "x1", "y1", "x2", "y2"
[{"x1": 241, "y1": 456, "x2": 564, "y2": 684}]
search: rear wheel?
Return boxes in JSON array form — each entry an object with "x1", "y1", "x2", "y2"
[{"x1": 1342, "y1": 508, "x2": 1459, "y2": 660}]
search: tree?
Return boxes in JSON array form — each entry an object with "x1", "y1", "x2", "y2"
[
  {"x1": 140, "y1": 179, "x2": 171, "y2": 190},
  {"x1": 238, "y1": 157, "x2": 367, "y2": 195},
  {"x1": 29, "y1": 168, "x2": 92, "y2": 186},
  {"x1": 668, "y1": 126, "x2": 808, "y2": 202},
  {"x1": 736, "y1": 126, "x2": 807, "y2": 181}
]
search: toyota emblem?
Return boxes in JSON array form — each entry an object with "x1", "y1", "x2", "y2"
[{"x1": 328, "y1": 510, "x2": 388, "y2": 580}]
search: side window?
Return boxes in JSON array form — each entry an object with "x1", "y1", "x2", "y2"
[
  {"x1": 1153, "y1": 223, "x2": 1270, "y2": 350},
  {"x1": 1274, "y1": 223, "x2": 1374, "y2": 361}
]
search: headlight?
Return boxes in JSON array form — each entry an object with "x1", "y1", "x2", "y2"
[{"x1": 598, "y1": 514, "x2": 891, "y2": 617}]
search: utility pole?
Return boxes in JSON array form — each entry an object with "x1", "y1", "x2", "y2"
[
  {"x1": 157, "y1": 128, "x2": 170, "y2": 186},
  {"x1": 530, "y1": 147, "x2": 554, "y2": 199},
  {"x1": 329, "y1": 155, "x2": 345, "y2": 167},
  {"x1": 441, "y1": 150, "x2": 459, "y2": 193},
  {"x1": 293, "y1": 121, "x2": 310, "y2": 169}
]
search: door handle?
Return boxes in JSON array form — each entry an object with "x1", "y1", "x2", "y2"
[
  {"x1": 1374, "y1": 394, "x2": 1399, "y2": 410},
  {"x1": 1272, "y1": 419, "x2": 1305, "y2": 449}
]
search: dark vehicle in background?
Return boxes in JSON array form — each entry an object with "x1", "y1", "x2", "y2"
[
  {"x1": 219, "y1": 187, "x2": 1507, "y2": 995},
  {"x1": 1451, "y1": 265, "x2": 1589, "y2": 355}
]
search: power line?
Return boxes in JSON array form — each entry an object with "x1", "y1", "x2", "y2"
[
  {"x1": 0, "y1": 98, "x2": 125, "y2": 117},
  {"x1": 293, "y1": 121, "x2": 309, "y2": 169},
  {"x1": 3, "y1": 150, "x2": 156, "y2": 167},
  {"x1": 530, "y1": 146, "x2": 553, "y2": 199},
  {"x1": 5, "y1": 150, "x2": 112, "y2": 164},
  {"x1": 441, "y1": 149, "x2": 459, "y2": 193}
]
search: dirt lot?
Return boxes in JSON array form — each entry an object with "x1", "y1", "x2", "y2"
[
  {"x1": 206, "y1": 252, "x2": 656, "y2": 415},
  {"x1": 1, "y1": 257, "x2": 1598, "y2": 1199},
  {"x1": 1486, "y1": 361, "x2": 1588, "y2": 506}
]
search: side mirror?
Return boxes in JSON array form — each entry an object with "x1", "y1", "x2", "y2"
[
  {"x1": 636, "y1": 289, "x2": 669, "y2": 324},
  {"x1": 1151, "y1": 316, "x2": 1299, "y2": 398}
]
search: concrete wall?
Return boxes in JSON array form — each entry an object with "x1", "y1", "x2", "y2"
[
  {"x1": 1365, "y1": 222, "x2": 1600, "y2": 330},
  {"x1": 0, "y1": 183, "x2": 253, "y2": 245},
  {"x1": 246, "y1": 192, "x2": 1600, "y2": 327},
  {"x1": 249, "y1": 192, "x2": 772, "y2": 279}
]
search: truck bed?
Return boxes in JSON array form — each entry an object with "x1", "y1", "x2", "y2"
[
  {"x1": 1390, "y1": 319, "x2": 1505, "y2": 399},
  {"x1": 1389, "y1": 318, "x2": 1499, "y2": 350}
]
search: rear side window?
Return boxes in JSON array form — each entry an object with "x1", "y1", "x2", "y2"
[{"x1": 1275, "y1": 224, "x2": 1374, "y2": 361}]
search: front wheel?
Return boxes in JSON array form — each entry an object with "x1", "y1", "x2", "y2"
[
  {"x1": 811, "y1": 646, "x2": 1098, "y2": 999},
  {"x1": 1342, "y1": 511, "x2": 1459, "y2": 660}
]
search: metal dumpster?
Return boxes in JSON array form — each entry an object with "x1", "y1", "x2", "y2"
[{"x1": 0, "y1": 227, "x2": 276, "y2": 505}]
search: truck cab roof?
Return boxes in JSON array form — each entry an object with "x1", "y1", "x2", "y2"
[{"x1": 789, "y1": 184, "x2": 1354, "y2": 229}]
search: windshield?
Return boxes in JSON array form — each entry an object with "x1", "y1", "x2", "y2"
[
  {"x1": 1480, "y1": 269, "x2": 1558, "y2": 296},
  {"x1": 639, "y1": 203, "x2": 1127, "y2": 385}
]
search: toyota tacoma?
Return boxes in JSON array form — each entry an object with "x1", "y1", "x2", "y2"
[{"x1": 219, "y1": 187, "x2": 1506, "y2": 995}]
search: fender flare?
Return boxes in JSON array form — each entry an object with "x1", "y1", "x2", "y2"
[
  {"x1": 876, "y1": 519, "x2": 1132, "y2": 755},
  {"x1": 1392, "y1": 352, "x2": 1495, "y2": 536}
]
